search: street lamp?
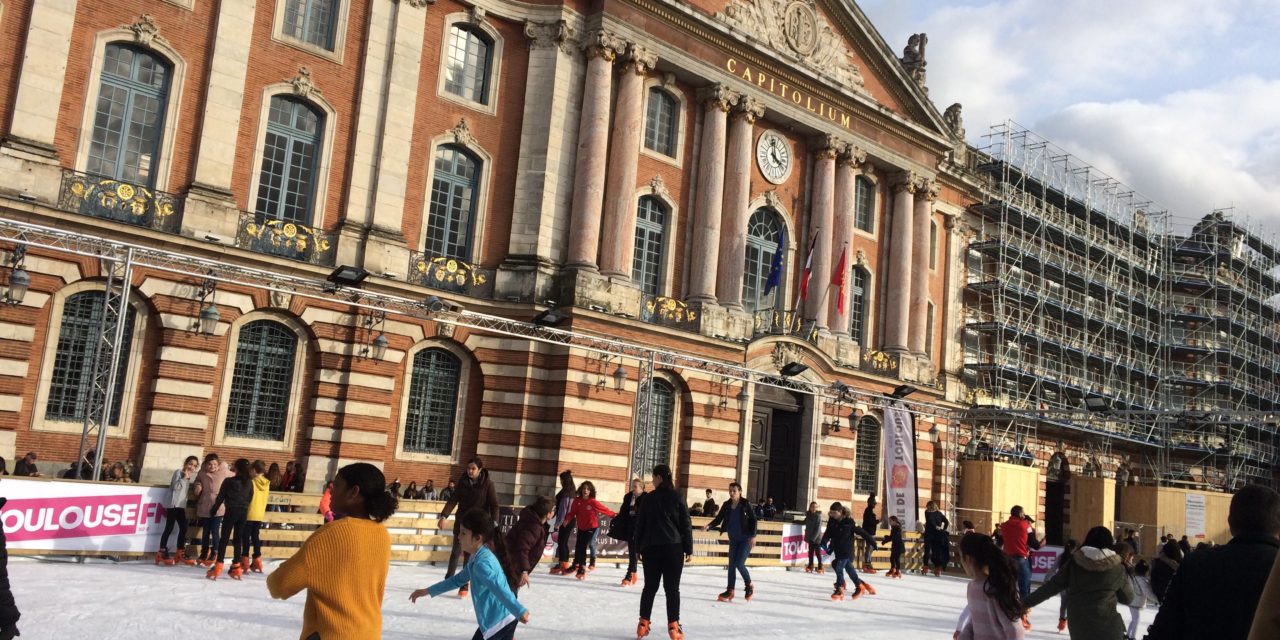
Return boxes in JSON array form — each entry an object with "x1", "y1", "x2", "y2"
[
  {"x1": 370, "y1": 333, "x2": 389, "y2": 360},
  {"x1": 3, "y1": 246, "x2": 28, "y2": 305},
  {"x1": 197, "y1": 303, "x2": 221, "y2": 336},
  {"x1": 736, "y1": 387, "x2": 750, "y2": 412},
  {"x1": 612, "y1": 364, "x2": 627, "y2": 390}
]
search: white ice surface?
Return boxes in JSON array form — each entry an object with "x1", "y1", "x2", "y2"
[{"x1": 15, "y1": 558, "x2": 1156, "y2": 639}]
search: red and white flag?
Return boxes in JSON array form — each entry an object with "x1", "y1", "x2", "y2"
[
  {"x1": 831, "y1": 245, "x2": 848, "y2": 316},
  {"x1": 797, "y1": 234, "x2": 819, "y2": 304}
]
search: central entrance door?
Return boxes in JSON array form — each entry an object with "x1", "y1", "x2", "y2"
[{"x1": 747, "y1": 386, "x2": 803, "y2": 511}]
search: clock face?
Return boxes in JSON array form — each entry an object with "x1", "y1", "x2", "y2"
[{"x1": 756, "y1": 130, "x2": 792, "y2": 185}]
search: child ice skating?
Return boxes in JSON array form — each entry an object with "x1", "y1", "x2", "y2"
[
  {"x1": 267, "y1": 462, "x2": 397, "y2": 640},
  {"x1": 564, "y1": 480, "x2": 616, "y2": 579},
  {"x1": 156, "y1": 455, "x2": 198, "y2": 566},
  {"x1": 613, "y1": 478, "x2": 646, "y2": 586},
  {"x1": 821, "y1": 502, "x2": 877, "y2": 601},
  {"x1": 207, "y1": 458, "x2": 253, "y2": 580},
  {"x1": 882, "y1": 515, "x2": 906, "y2": 578},
  {"x1": 246, "y1": 460, "x2": 270, "y2": 573},
  {"x1": 956, "y1": 533, "x2": 1025, "y2": 640},
  {"x1": 412, "y1": 508, "x2": 530, "y2": 640},
  {"x1": 550, "y1": 470, "x2": 576, "y2": 575},
  {"x1": 193, "y1": 453, "x2": 232, "y2": 566},
  {"x1": 704, "y1": 481, "x2": 758, "y2": 602},
  {"x1": 505, "y1": 495, "x2": 553, "y2": 592},
  {"x1": 804, "y1": 502, "x2": 824, "y2": 574}
]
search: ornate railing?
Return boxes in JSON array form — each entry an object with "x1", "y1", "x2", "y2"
[
  {"x1": 860, "y1": 349, "x2": 901, "y2": 377},
  {"x1": 236, "y1": 213, "x2": 336, "y2": 266},
  {"x1": 751, "y1": 308, "x2": 817, "y2": 342},
  {"x1": 639, "y1": 294, "x2": 700, "y2": 333},
  {"x1": 57, "y1": 170, "x2": 182, "y2": 233},
  {"x1": 408, "y1": 252, "x2": 494, "y2": 297}
]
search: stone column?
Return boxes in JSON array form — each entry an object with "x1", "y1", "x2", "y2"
[
  {"x1": 687, "y1": 84, "x2": 739, "y2": 304},
  {"x1": 598, "y1": 44, "x2": 657, "y2": 280},
  {"x1": 715, "y1": 97, "x2": 765, "y2": 309},
  {"x1": 908, "y1": 180, "x2": 939, "y2": 355},
  {"x1": 883, "y1": 171, "x2": 921, "y2": 353},
  {"x1": 827, "y1": 145, "x2": 867, "y2": 333},
  {"x1": 804, "y1": 135, "x2": 840, "y2": 330},
  {"x1": 566, "y1": 30, "x2": 625, "y2": 271}
]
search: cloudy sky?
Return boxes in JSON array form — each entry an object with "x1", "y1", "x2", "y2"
[{"x1": 859, "y1": 0, "x2": 1280, "y2": 234}]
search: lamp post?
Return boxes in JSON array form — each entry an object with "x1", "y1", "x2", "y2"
[{"x1": 3, "y1": 245, "x2": 28, "y2": 305}]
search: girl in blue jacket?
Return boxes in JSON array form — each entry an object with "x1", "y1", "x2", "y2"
[{"x1": 412, "y1": 508, "x2": 529, "y2": 640}]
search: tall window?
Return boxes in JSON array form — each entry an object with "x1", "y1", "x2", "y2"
[
  {"x1": 46, "y1": 292, "x2": 137, "y2": 426},
  {"x1": 282, "y1": 0, "x2": 338, "y2": 50},
  {"x1": 854, "y1": 176, "x2": 875, "y2": 233},
  {"x1": 849, "y1": 267, "x2": 869, "y2": 344},
  {"x1": 854, "y1": 416, "x2": 881, "y2": 495},
  {"x1": 926, "y1": 301, "x2": 936, "y2": 356},
  {"x1": 403, "y1": 348, "x2": 461, "y2": 456},
  {"x1": 742, "y1": 208, "x2": 784, "y2": 312},
  {"x1": 224, "y1": 320, "x2": 298, "y2": 441},
  {"x1": 638, "y1": 379, "x2": 676, "y2": 474},
  {"x1": 644, "y1": 88, "x2": 678, "y2": 157},
  {"x1": 86, "y1": 44, "x2": 170, "y2": 187},
  {"x1": 426, "y1": 145, "x2": 480, "y2": 260},
  {"x1": 930, "y1": 221, "x2": 938, "y2": 269},
  {"x1": 444, "y1": 25, "x2": 492, "y2": 104},
  {"x1": 255, "y1": 97, "x2": 324, "y2": 224},
  {"x1": 633, "y1": 197, "x2": 667, "y2": 295}
]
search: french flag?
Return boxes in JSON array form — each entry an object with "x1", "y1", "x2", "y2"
[{"x1": 797, "y1": 233, "x2": 818, "y2": 304}]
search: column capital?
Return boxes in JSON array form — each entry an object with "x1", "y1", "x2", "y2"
[
  {"x1": 811, "y1": 134, "x2": 847, "y2": 160},
  {"x1": 839, "y1": 144, "x2": 868, "y2": 168},
  {"x1": 924, "y1": 179, "x2": 941, "y2": 202},
  {"x1": 524, "y1": 19, "x2": 575, "y2": 53},
  {"x1": 731, "y1": 95, "x2": 766, "y2": 124},
  {"x1": 893, "y1": 170, "x2": 926, "y2": 194},
  {"x1": 698, "y1": 84, "x2": 740, "y2": 112},
  {"x1": 583, "y1": 28, "x2": 627, "y2": 62},
  {"x1": 396, "y1": 0, "x2": 436, "y2": 8},
  {"x1": 622, "y1": 43, "x2": 658, "y2": 75}
]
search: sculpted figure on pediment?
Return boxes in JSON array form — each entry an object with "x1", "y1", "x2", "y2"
[{"x1": 718, "y1": 0, "x2": 867, "y2": 93}]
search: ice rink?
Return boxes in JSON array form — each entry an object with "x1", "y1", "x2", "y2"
[{"x1": 17, "y1": 557, "x2": 1156, "y2": 638}]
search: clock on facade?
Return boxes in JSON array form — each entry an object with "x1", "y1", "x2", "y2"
[{"x1": 756, "y1": 130, "x2": 792, "y2": 185}]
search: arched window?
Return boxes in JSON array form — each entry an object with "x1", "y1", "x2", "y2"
[
  {"x1": 254, "y1": 97, "x2": 324, "y2": 224},
  {"x1": 632, "y1": 196, "x2": 667, "y2": 295},
  {"x1": 849, "y1": 267, "x2": 870, "y2": 344},
  {"x1": 854, "y1": 176, "x2": 875, "y2": 233},
  {"x1": 644, "y1": 88, "x2": 678, "y2": 157},
  {"x1": 638, "y1": 379, "x2": 676, "y2": 474},
  {"x1": 742, "y1": 208, "x2": 784, "y2": 312},
  {"x1": 282, "y1": 0, "x2": 339, "y2": 50},
  {"x1": 426, "y1": 144, "x2": 480, "y2": 260},
  {"x1": 854, "y1": 415, "x2": 881, "y2": 495},
  {"x1": 45, "y1": 292, "x2": 137, "y2": 426},
  {"x1": 86, "y1": 44, "x2": 170, "y2": 187},
  {"x1": 444, "y1": 25, "x2": 492, "y2": 104},
  {"x1": 403, "y1": 348, "x2": 461, "y2": 455},
  {"x1": 224, "y1": 320, "x2": 298, "y2": 441}
]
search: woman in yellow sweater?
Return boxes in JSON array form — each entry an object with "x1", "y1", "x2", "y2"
[
  {"x1": 246, "y1": 460, "x2": 270, "y2": 573},
  {"x1": 267, "y1": 463, "x2": 398, "y2": 640}
]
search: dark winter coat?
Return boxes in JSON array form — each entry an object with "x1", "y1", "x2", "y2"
[
  {"x1": 1150, "y1": 552, "x2": 1179, "y2": 603},
  {"x1": 610, "y1": 491, "x2": 643, "y2": 541},
  {"x1": 702, "y1": 498, "x2": 717, "y2": 516},
  {"x1": 439, "y1": 469, "x2": 500, "y2": 526},
  {"x1": 504, "y1": 506, "x2": 549, "y2": 576},
  {"x1": 0, "y1": 498, "x2": 19, "y2": 633},
  {"x1": 804, "y1": 512, "x2": 823, "y2": 543},
  {"x1": 1145, "y1": 533, "x2": 1279, "y2": 640},
  {"x1": 1025, "y1": 546, "x2": 1133, "y2": 640},
  {"x1": 821, "y1": 517, "x2": 876, "y2": 560},
  {"x1": 632, "y1": 485, "x2": 693, "y2": 555},
  {"x1": 211, "y1": 476, "x2": 253, "y2": 518},
  {"x1": 707, "y1": 499, "x2": 757, "y2": 540},
  {"x1": 881, "y1": 524, "x2": 905, "y2": 554},
  {"x1": 861, "y1": 505, "x2": 878, "y2": 532}
]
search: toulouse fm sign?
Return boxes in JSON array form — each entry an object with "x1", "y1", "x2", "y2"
[{"x1": 0, "y1": 478, "x2": 168, "y2": 552}]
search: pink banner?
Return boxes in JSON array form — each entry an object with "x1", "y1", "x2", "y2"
[{"x1": 0, "y1": 478, "x2": 171, "y2": 552}]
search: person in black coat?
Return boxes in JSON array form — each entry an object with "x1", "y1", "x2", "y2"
[
  {"x1": 612, "y1": 478, "x2": 646, "y2": 586},
  {"x1": 437, "y1": 456, "x2": 501, "y2": 586},
  {"x1": 820, "y1": 503, "x2": 877, "y2": 599},
  {"x1": 861, "y1": 495, "x2": 879, "y2": 571},
  {"x1": 505, "y1": 496, "x2": 553, "y2": 594},
  {"x1": 881, "y1": 515, "x2": 906, "y2": 577},
  {"x1": 922, "y1": 501, "x2": 950, "y2": 575},
  {"x1": 632, "y1": 464, "x2": 692, "y2": 640},
  {"x1": 0, "y1": 492, "x2": 19, "y2": 640},
  {"x1": 1146, "y1": 484, "x2": 1280, "y2": 640},
  {"x1": 208, "y1": 458, "x2": 253, "y2": 579},
  {"x1": 704, "y1": 482, "x2": 758, "y2": 601},
  {"x1": 1150, "y1": 540, "x2": 1181, "y2": 604}
]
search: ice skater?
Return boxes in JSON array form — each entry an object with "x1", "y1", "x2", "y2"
[
  {"x1": 268, "y1": 462, "x2": 397, "y2": 640},
  {"x1": 633, "y1": 464, "x2": 693, "y2": 640},
  {"x1": 156, "y1": 455, "x2": 198, "y2": 566},
  {"x1": 956, "y1": 532, "x2": 1025, "y2": 639},
  {"x1": 821, "y1": 502, "x2": 877, "y2": 601},
  {"x1": 564, "y1": 480, "x2": 616, "y2": 579},
  {"x1": 505, "y1": 495, "x2": 553, "y2": 593},
  {"x1": 704, "y1": 481, "x2": 757, "y2": 602},
  {"x1": 923, "y1": 501, "x2": 951, "y2": 576},
  {"x1": 882, "y1": 515, "x2": 905, "y2": 578},
  {"x1": 861, "y1": 495, "x2": 879, "y2": 573},
  {"x1": 549, "y1": 470, "x2": 576, "y2": 575},
  {"x1": 804, "y1": 501, "x2": 825, "y2": 574},
  {"x1": 412, "y1": 508, "x2": 529, "y2": 640},
  {"x1": 614, "y1": 477, "x2": 646, "y2": 586},
  {"x1": 207, "y1": 458, "x2": 252, "y2": 580},
  {"x1": 246, "y1": 460, "x2": 270, "y2": 573},
  {"x1": 0, "y1": 485, "x2": 20, "y2": 640}
]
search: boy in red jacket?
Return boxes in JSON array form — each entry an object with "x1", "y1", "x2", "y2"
[{"x1": 564, "y1": 481, "x2": 616, "y2": 580}]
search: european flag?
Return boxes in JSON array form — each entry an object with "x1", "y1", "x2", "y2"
[{"x1": 762, "y1": 225, "x2": 786, "y2": 296}]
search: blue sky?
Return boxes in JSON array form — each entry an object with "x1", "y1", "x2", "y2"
[{"x1": 858, "y1": 0, "x2": 1280, "y2": 233}]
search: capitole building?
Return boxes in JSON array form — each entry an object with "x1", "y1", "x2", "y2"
[{"x1": 0, "y1": 0, "x2": 986, "y2": 519}]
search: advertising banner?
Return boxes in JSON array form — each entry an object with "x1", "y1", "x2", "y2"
[
  {"x1": 882, "y1": 400, "x2": 918, "y2": 531},
  {"x1": 1030, "y1": 545, "x2": 1064, "y2": 582},
  {"x1": 779, "y1": 523, "x2": 831, "y2": 564},
  {"x1": 0, "y1": 478, "x2": 169, "y2": 552},
  {"x1": 498, "y1": 508, "x2": 627, "y2": 559},
  {"x1": 1185, "y1": 493, "x2": 1206, "y2": 539}
]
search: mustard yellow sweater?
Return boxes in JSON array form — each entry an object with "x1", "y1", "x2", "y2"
[{"x1": 267, "y1": 517, "x2": 391, "y2": 640}]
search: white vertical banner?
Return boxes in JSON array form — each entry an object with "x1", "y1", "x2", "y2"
[
  {"x1": 882, "y1": 400, "x2": 918, "y2": 531},
  {"x1": 1185, "y1": 493, "x2": 1206, "y2": 539}
]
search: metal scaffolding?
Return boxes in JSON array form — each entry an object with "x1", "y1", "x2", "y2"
[{"x1": 964, "y1": 122, "x2": 1278, "y2": 490}]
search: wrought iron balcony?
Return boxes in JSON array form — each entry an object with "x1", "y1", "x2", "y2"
[
  {"x1": 860, "y1": 349, "x2": 900, "y2": 377},
  {"x1": 236, "y1": 213, "x2": 336, "y2": 266},
  {"x1": 639, "y1": 294, "x2": 700, "y2": 333},
  {"x1": 751, "y1": 308, "x2": 818, "y2": 343},
  {"x1": 57, "y1": 170, "x2": 182, "y2": 233},
  {"x1": 408, "y1": 252, "x2": 494, "y2": 297}
]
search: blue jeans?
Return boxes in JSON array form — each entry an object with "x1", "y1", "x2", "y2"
[
  {"x1": 199, "y1": 516, "x2": 222, "y2": 557},
  {"x1": 727, "y1": 539, "x2": 752, "y2": 589},
  {"x1": 832, "y1": 557, "x2": 862, "y2": 589},
  {"x1": 1014, "y1": 556, "x2": 1031, "y2": 599}
]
